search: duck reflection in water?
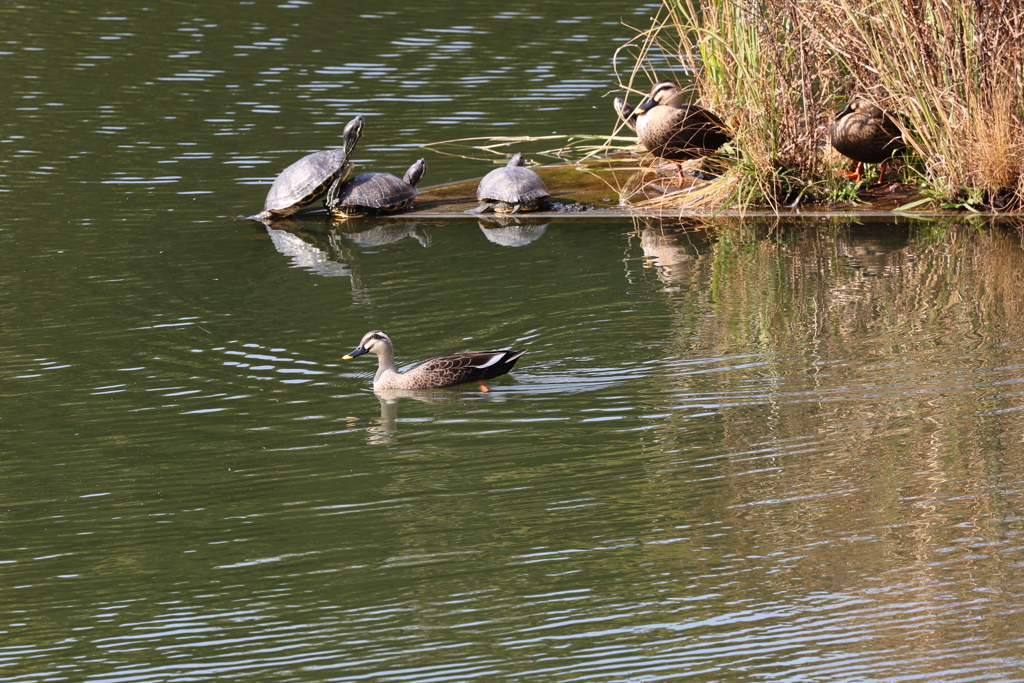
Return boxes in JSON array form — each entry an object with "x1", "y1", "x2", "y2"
[
  {"x1": 836, "y1": 223, "x2": 909, "y2": 277},
  {"x1": 638, "y1": 218, "x2": 716, "y2": 288},
  {"x1": 364, "y1": 388, "x2": 512, "y2": 444}
]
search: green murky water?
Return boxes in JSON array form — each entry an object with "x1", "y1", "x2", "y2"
[{"x1": 4, "y1": 2, "x2": 1024, "y2": 681}]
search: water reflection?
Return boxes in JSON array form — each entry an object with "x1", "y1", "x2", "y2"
[
  {"x1": 834, "y1": 220, "x2": 912, "y2": 276},
  {"x1": 265, "y1": 225, "x2": 355, "y2": 278},
  {"x1": 8, "y1": 216, "x2": 1024, "y2": 682},
  {"x1": 477, "y1": 214, "x2": 549, "y2": 247},
  {"x1": 263, "y1": 219, "x2": 434, "y2": 303},
  {"x1": 338, "y1": 222, "x2": 431, "y2": 248},
  {"x1": 637, "y1": 216, "x2": 715, "y2": 287},
  {"x1": 368, "y1": 387, "x2": 490, "y2": 443}
]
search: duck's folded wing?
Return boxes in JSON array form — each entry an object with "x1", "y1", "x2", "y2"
[{"x1": 415, "y1": 351, "x2": 524, "y2": 387}]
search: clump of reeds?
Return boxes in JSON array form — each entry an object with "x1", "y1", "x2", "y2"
[
  {"x1": 623, "y1": 0, "x2": 1024, "y2": 212},
  {"x1": 813, "y1": 0, "x2": 1024, "y2": 210}
]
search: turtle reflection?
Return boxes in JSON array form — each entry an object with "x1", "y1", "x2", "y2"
[
  {"x1": 262, "y1": 222, "x2": 428, "y2": 303},
  {"x1": 335, "y1": 222, "x2": 431, "y2": 248},
  {"x1": 477, "y1": 214, "x2": 549, "y2": 247}
]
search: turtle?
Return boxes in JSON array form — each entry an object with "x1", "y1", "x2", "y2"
[
  {"x1": 247, "y1": 114, "x2": 365, "y2": 221},
  {"x1": 324, "y1": 158, "x2": 427, "y2": 218},
  {"x1": 467, "y1": 153, "x2": 550, "y2": 214}
]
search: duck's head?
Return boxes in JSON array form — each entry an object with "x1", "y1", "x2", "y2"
[
  {"x1": 637, "y1": 80, "x2": 686, "y2": 113},
  {"x1": 344, "y1": 330, "x2": 391, "y2": 359},
  {"x1": 834, "y1": 99, "x2": 884, "y2": 121}
]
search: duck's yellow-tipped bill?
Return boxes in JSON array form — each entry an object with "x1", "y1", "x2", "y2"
[{"x1": 344, "y1": 345, "x2": 368, "y2": 360}]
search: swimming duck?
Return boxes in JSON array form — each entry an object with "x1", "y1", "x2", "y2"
[
  {"x1": 634, "y1": 80, "x2": 731, "y2": 161},
  {"x1": 343, "y1": 330, "x2": 524, "y2": 391},
  {"x1": 829, "y1": 99, "x2": 905, "y2": 184}
]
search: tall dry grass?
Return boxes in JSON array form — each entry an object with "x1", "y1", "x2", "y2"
[{"x1": 622, "y1": 0, "x2": 1024, "y2": 211}]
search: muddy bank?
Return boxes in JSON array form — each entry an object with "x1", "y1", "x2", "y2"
[{"x1": 253, "y1": 155, "x2": 951, "y2": 229}]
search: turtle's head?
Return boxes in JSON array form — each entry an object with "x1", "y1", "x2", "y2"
[
  {"x1": 342, "y1": 115, "x2": 366, "y2": 156},
  {"x1": 403, "y1": 159, "x2": 428, "y2": 187}
]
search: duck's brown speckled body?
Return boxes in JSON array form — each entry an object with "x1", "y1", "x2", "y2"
[
  {"x1": 830, "y1": 100, "x2": 905, "y2": 183},
  {"x1": 634, "y1": 81, "x2": 731, "y2": 161},
  {"x1": 344, "y1": 330, "x2": 524, "y2": 391}
]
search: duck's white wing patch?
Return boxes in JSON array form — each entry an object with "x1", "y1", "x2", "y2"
[{"x1": 471, "y1": 354, "x2": 503, "y2": 369}]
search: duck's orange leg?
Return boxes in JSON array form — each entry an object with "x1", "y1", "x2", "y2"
[
  {"x1": 875, "y1": 160, "x2": 890, "y2": 185},
  {"x1": 477, "y1": 381, "x2": 490, "y2": 393},
  {"x1": 840, "y1": 161, "x2": 865, "y2": 182}
]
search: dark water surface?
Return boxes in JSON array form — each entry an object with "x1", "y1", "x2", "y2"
[{"x1": 4, "y1": 2, "x2": 1024, "y2": 682}]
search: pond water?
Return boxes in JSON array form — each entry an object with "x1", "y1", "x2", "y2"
[{"x1": 4, "y1": 1, "x2": 1024, "y2": 682}]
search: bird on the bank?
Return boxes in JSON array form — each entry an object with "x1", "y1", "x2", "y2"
[
  {"x1": 633, "y1": 80, "x2": 731, "y2": 162},
  {"x1": 829, "y1": 99, "x2": 905, "y2": 184},
  {"x1": 343, "y1": 330, "x2": 524, "y2": 391}
]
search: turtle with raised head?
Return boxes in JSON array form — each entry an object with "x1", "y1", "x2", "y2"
[
  {"x1": 325, "y1": 158, "x2": 427, "y2": 217},
  {"x1": 247, "y1": 115, "x2": 365, "y2": 221},
  {"x1": 468, "y1": 153, "x2": 550, "y2": 214}
]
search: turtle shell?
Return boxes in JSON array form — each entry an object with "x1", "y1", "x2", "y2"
[
  {"x1": 263, "y1": 148, "x2": 351, "y2": 214},
  {"x1": 331, "y1": 172, "x2": 416, "y2": 212},
  {"x1": 477, "y1": 153, "x2": 549, "y2": 204}
]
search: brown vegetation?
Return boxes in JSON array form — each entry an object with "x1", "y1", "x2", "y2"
[{"x1": 614, "y1": 0, "x2": 1024, "y2": 212}]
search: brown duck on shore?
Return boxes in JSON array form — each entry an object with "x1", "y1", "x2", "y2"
[
  {"x1": 634, "y1": 80, "x2": 731, "y2": 162},
  {"x1": 829, "y1": 99, "x2": 905, "y2": 184}
]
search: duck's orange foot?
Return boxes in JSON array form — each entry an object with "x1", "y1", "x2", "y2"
[
  {"x1": 477, "y1": 381, "x2": 490, "y2": 393},
  {"x1": 839, "y1": 161, "x2": 865, "y2": 183}
]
